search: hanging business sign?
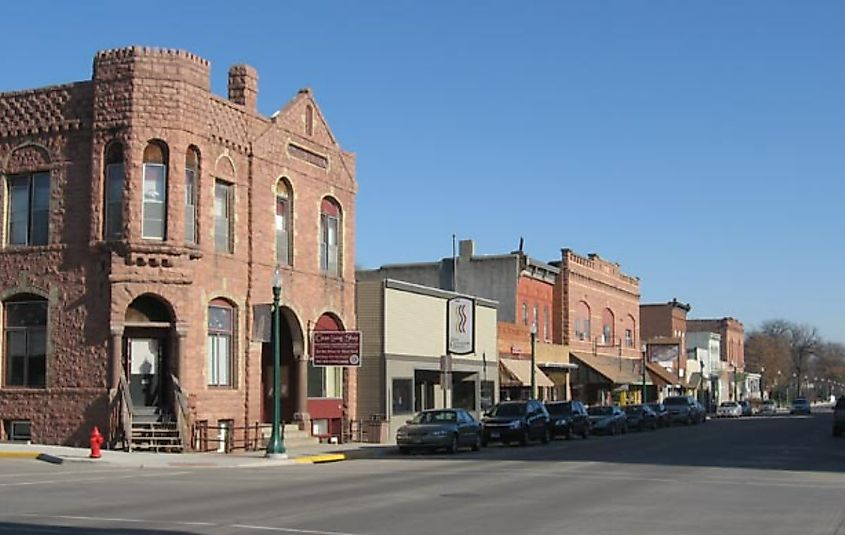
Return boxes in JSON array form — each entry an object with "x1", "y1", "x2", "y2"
[
  {"x1": 312, "y1": 331, "x2": 362, "y2": 367},
  {"x1": 447, "y1": 297, "x2": 475, "y2": 355}
]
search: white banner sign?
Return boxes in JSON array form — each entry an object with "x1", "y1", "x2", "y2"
[{"x1": 447, "y1": 297, "x2": 475, "y2": 355}]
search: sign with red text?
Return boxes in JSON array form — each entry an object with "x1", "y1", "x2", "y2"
[{"x1": 312, "y1": 331, "x2": 362, "y2": 367}]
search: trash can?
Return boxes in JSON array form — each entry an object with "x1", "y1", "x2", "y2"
[{"x1": 365, "y1": 417, "x2": 389, "y2": 443}]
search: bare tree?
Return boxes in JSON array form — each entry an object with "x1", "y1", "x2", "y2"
[{"x1": 757, "y1": 320, "x2": 820, "y2": 397}]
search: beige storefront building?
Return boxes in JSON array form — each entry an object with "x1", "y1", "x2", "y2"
[{"x1": 356, "y1": 278, "x2": 499, "y2": 441}]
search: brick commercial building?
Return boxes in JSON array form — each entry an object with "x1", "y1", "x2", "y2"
[
  {"x1": 640, "y1": 299, "x2": 692, "y2": 391},
  {"x1": 0, "y1": 46, "x2": 357, "y2": 447},
  {"x1": 550, "y1": 249, "x2": 643, "y2": 405}
]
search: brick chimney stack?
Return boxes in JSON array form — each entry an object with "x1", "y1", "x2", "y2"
[{"x1": 228, "y1": 64, "x2": 258, "y2": 112}]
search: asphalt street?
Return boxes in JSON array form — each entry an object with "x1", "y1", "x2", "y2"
[{"x1": 1, "y1": 413, "x2": 843, "y2": 535}]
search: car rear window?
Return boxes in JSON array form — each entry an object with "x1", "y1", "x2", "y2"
[{"x1": 545, "y1": 402, "x2": 572, "y2": 415}]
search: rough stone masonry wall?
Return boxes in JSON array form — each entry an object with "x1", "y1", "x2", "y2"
[{"x1": 0, "y1": 45, "x2": 358, "y2": 444}]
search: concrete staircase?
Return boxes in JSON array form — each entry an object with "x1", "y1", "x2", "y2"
[{"x1": 131, "y1": 407, "x2": 184, "y2": 453}]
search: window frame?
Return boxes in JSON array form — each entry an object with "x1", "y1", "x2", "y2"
[
  {"x1": 319, "y1": 198, "x2": 341, "y2": 276},
  {"x1": 214, "y1": 180, "x2": 234, "y2": 254},
  {"x1": 185, "y1": 149, "x2": 199, "y2": 245},
  {"x1": 3, "y1": 298, "x2": 48, "y2": 388},
  {"x1": 207, "y1": 301, "x2": 235, "y2": 388},
  {"x1": 275, "y1": 182, "x2": 291, "y2": 266},
  {"x1": 6, "y1": 172, "x2": 50, "y2": 247}
]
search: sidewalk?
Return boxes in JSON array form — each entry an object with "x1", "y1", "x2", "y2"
[{"x1": 0, "y1": 441, "x2": 394, "y2": 468}]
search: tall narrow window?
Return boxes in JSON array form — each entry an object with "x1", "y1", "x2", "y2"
[
  {"x1": 142, "y1": 142, "x2": 167, "y2": 239},
  {"x1": 305, "y1": 105, "x2": 314, "y2": 136},
  {"x1": 4, "y1": 296, "x2": 47, "y2": 387},
  {"x1": 533, "y1": 305, "x2": 539, "y2": 331},
  {"x1": 575, "y1": 301, "x2": 591, "y2": 341},
  {"x1": 104, "y1": 143, "x2": 124, "y2": 240},
  {"x1": 185, "y1": 147, "x2": 199, "y2": 245},
  {"x1": 319, "y1": 198, "x2": 340, "y2": 275},
  {"x1": 602, "y1": 308, "x2": 615, "y2": 345},
  {"x1": 276, "y1": 180, "x2": 291, "y2": 266},
  {"x1": 214, "y1": 181, "x2": 233, "y2": 253},
  {"x1": 544, "y1": 306, "x2": 550, "y2": 341},
  {"x1": 522, "y1": 303, "x2": 528, "y2": 326},
  {"x1": 207, "y1": 300, "x2": 234, "y2": 387},
  {"x1": 8, "y1": 173, "x2": 49, "y2": 246}
]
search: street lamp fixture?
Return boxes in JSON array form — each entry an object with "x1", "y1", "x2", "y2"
[
  {"x1": 265, "y1": 266, "x2": 287, "y2": 459},
  {"x1": 530, "y1": 321, "x2": 537, "y2": 400}
]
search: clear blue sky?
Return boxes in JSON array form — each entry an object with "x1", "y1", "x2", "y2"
[{"x1": 3, "y1": 1, "x2": 843, "y2": 342}]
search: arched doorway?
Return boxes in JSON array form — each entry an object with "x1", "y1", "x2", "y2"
[
  {"x1": 123, "y1": 295, "x2": 174, "y2": 411},
  {"x1": 261, "y1": 307, "x2": 304, "y2": 424}
]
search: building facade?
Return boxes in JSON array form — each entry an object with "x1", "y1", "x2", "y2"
[
  {"x1": 551, "y1": 249, "x2": 642, "y2": 405},
  {"x1": 357, "y1": 239, "x2": 570, "y2": 402},
  {"x1": 686, "y1": 318, "x2": 745, "y2": 371},
  {"x1": 640, "y1": 299, "x2": 692, "y2": 383},
  {"x1": 0, "y1": 47, "x2": 357, "y2": 446},
  {"x1": 355, "y1": 278, "x2": 498, "y2": 440}
]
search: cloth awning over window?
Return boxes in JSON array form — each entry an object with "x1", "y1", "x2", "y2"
[
  {"x1": 570, "y1": 352, "x2": 648, "y2": 385},
  {"x1": 499, "y1": 358, "x2": 554, "y2": 388}
]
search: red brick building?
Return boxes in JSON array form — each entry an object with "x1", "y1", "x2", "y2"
[
  {"x1": 640, "y1": 299, "x2": 691, "y2": 377},
  {"x1": 0, "y1": 46, "x2": 357, "y2": 447},
  {"x1": 551, "y1": 249, "x2": 642, "y2": 404}
]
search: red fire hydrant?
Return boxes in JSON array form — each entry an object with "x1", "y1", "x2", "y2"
[{"x1": 89, "y1": 426, "x2": 103, "y2": 459}]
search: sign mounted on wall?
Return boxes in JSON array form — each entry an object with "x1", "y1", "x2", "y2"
[
  {"x1": 447, "y1": 297, "x2": 475, "y2": 355},
  {"x1": 312, "y1": 331, "x2": 362, "y2": 367}
]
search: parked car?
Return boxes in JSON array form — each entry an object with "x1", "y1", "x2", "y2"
[
  {"x1": 545, "y1": 400, "x2": 590, "y2": 439},
  {"x1": 396, "y1": 409, "x2": 482, "y2": 454},
  {"x1": 790, "y1": 398, "x2": 812, "y2": 415},
  {"x1": 647, "y1": 402, "x2": 670, "y2": 427},
  {"x1": 833, "y1": 397, "x2": 845, "y2": 437},
  {"x1": 663, "y1": 395, "x2": 704, "y2": 425},
  {"x1": 759, "y1": 400, "x2": 777, "y2": 416},
  {"x1": 739, "y1": 400, "x2": 753, "y2": 416},
  {"x1": 481, "y1": 400, "x2": 551, "y2": 446},
  {"x1": 587, "y1": 405, "x2": 627, "y2": 436},
  {"x1": 717, "y1": 401, "x2": 742, "y2": 418},
  {"x1": 624, "y1": 404, "x2": 658, "y2": 431},
  {"x1": 694, "y1": 399, "x2": 708, "y2": 423}
]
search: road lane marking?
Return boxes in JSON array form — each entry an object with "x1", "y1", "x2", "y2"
[
  {"x1": 0, "y1": 470, "x2": 190, "y2": 488},
  {"x1": 232, "y1": 524, "x2": 361, "y2": 535},
  {"x1": 13, "y1": 514, "x2": 362, "y2": 535}
]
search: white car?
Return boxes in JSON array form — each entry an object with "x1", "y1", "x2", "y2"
[{"x1": 717, "y1": 401, "x2": 742, "y2": 418}]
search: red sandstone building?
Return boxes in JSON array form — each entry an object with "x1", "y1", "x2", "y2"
[{"x1": 0, "y1": 46, "x2": 357, "y2": 448}]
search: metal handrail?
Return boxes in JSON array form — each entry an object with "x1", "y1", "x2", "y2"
[{"x1": 171, "y1": 374, "x2": 191, "y2": 451}]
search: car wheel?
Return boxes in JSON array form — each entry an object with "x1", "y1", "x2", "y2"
[
  {"x1": 565, "y1": 428, "x2": 573, "y2": 440},
  {"x1": 472, "y1": 435, "x2": 482, "y2": 451},
  {"x1": 582, "y1": 427, "x2": 589, "y2": 439},
  {"x1": 519, "y1": 429, "x2": 529, "y2": 446},
  {"x1": 541, "y1": 428, "x2": 551, "y2": 444},
  {"x1": 447, "y1": 435, "x2": 458, "y2": 454}
]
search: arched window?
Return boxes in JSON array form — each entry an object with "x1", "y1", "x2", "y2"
[
  {"x1": 276, "y1": 180, "x2": 292, "y2": 266},
  {"x1": 104, "y1": 142, "x2": 124, "y2": 240},
  {"x1": 305, "y1": 105, "x2": 314, "y2": 136},
  {"x1": 574, "y1": 301, "x2": 591, "y2": 341},
  {"x1": 602, "y1": 308, "x2": 615, "y2": 345},
  {"x1": 319, "y1": 198, "x2": 341, "y2": 276},
  {"x1": 185, "y1": 147, "x2": 199, "y2": 244},
  {"x1": 4, "y1": 294, "x2": 47, "y2": 387},
  {"x1": 624, "y1": 314, "x2": 636, "y2": 348},
  {"x1": 521, "y1": 303, "x2": 528, "y2": 326},
  {"x1": 207, "y1": 299, "x2": 235, "y2": 387},
  {"x1": 142, "y1": 141, "x2": 168, "y2": 239}
]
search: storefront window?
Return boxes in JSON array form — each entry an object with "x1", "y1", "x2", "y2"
[
  {"x1": 392, "y1": 378, "x2": 413, "y2": 414},
  {"x1": 307, "y1": 362, "x2": 342, "y2": 398},
  {"x1": 453, "y1": 379, "x2": 476, "y2": 411}
]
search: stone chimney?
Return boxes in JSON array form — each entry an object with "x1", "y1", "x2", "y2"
[
  {"x1": 228, "y1": 64, "x2": 258, "y2": 112},
  {"x1": 459, "y1": 239, "x2": 475, "y2": 260}
]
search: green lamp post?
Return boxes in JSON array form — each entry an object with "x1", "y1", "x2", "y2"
[{"x1": 265, "y1": 266, "x2": 287, "y2": 459}]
